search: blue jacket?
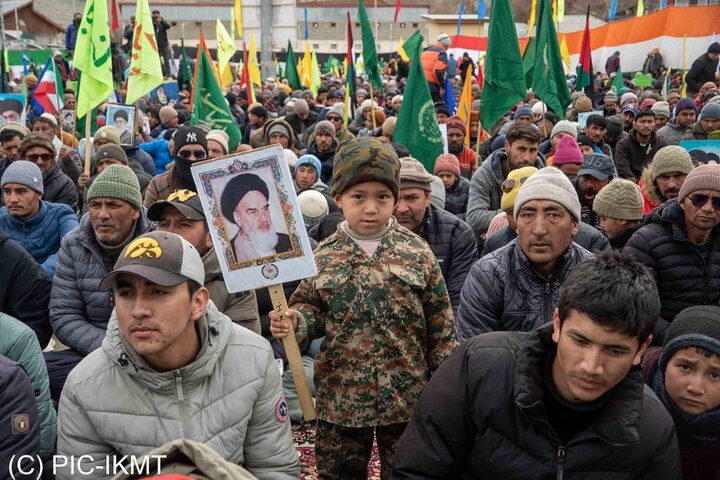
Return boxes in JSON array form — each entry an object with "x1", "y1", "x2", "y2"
[
  {"x1": 65, "y1": 22, "x2": 79, "y2": 50},
  {"x1": 139, "y1": 139, "x2": 173, "y2": 174},
  {"x1": 0, "y1": 201, "x2": 78, "y2": 276}
]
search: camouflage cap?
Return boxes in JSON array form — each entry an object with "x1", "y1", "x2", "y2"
[{"x1": 331, "y1": 136, "x2": 400, "y2": 200}]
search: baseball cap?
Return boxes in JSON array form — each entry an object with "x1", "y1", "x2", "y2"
[
  {"x1": 147, "y1": 189, "x2": 206, "y2": 222},
  {"x1": 621, "y1": 104, "x2": 638, "y2": 116},
  {"x1": 99, "y1": 231, "x2": 205, "y2": 290},
  {"x1": 578, "y1": 153, "x2": 616, "y2": 180}
]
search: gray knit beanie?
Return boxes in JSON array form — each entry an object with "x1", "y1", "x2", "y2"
[
  {"x1": 550, "y1": 120, "x2": 578, "y2": 139},
  {"x1": 514, "y1": 167, "x2": 581, "y2": 222},
  {"x1": 593, "y1": 179, "x2": 644, "y2": 221},
  {"x1": 699, "y1": 103, "x2": 720, "y2": 121},
  {"x1": 87, "y1": 165, "x2": 142, "y2": 210},
  {"x1": 0, "y1": 160, "x2": 44, "y2": 194},
  {"x1": 678, "y1": 163, "x2": 720, "y2": 203},
  {"x1": 651, "y1": 146, "x2": 694, "y2": 181},
  {"x1": 659, "y1": 305, "x2": 720, "y2": 375}
]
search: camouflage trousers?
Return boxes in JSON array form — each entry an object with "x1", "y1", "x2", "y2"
[{"x1": 315, "y1": 420, "x2": 408, "y2": 480}]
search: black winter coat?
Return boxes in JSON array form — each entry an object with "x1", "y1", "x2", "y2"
[
  {"x1": 305, "y1": 140, "x2": 337, "y2": 184},
  {"x1": 444, "y1": 176, "x2": 470, "y2": 221},
  {"x1": 419, "y1": 205, "x2": 478, "y2": 319},
  {"x1": 457, "y1": 240, "x2": 592, "y2": 341},
  {"x1": 624, "y1": 200, "x2": 720, "y2": 322},
  {"x1": 615, "y1": 130, "x2": 667, "y2": 181},
  {"x1": 686, "y1": 53, "x2": 719, "y2": 94},
  {"x1": 392, "y1": 325, "x2": 682, "y2": 480},
  {"x1": 0, "y1": 232, "x2": 52, "y2": 348},
  {"x1": 0, "y1": 355, "x2": 41, "y2": 469},
  {"x1": 483, "y1": 223, "x2": 610, "y2": 255},
  {"x1": 43, "y1": 162, "x2": 78, "y2": 211}
]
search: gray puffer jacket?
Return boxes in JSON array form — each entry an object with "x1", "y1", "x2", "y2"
[
  {"x1": 56, "y1": 302, "x2": 300, "y2": 480},
  {"x1": 50, "y1": 211, "x2": 152, "y2": 355},
  {"x1": 466, "y1": 149, "x2": 545, "y2": 237},
  {"x1": 457, "y1": 240, "x2": 593, "y2": 341}
]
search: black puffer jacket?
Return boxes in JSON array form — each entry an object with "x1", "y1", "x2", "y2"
[
  {"x1": 392, "y1": 325, "x2": 682, "y2": 480},
  {"x1": 304, "y1": 140, "x2": 337, "y2": 184},
  {"x1": 457, "y1": 240, "x2": 592, "y2": 341},
  {"x1": 0, "y1": 232, "x2": 52, "y2": 348},
  {"x1": 419, "y1": 205, "x2": 478, "y2": 319},
  {"x1": 483, "y1": 223, "x2": 610, "y2": 255},
  {"x1": 624, "y1": 200, "x2": 720, "y2": 322},
  {"x1": 43, "y1": 162, "x2": 78, "y2": 211},
  {"x1": 615, "y1": 130, "x2": 667, "y2": 181},
  {"x1": 686, "y1": 52, "x2": 719, "y2": 94},
  {"x1": 443, "y1": 176, "x2": 470, "y2": 221}
]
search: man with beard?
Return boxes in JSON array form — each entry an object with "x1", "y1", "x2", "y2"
[
  {"x1": 0, "y1": 124, "x2": 27, "y2": 178},
  {"x1": 621, "y1": 104, "x2": 638, "y2": 132},
  {"x1": 304, "y1": 120, "x2": 338, "y2": 184},
  {"x1": 684, "y1": 103, "x2": 720, "y2": 141},
  {"x1": 574, "y1": 153, "x2": 616, "y2": 233},
  {"x1": 466, "y1": 122, "x2": 545, "y2": 240},
  {"x1": 144, "y1": 125, "x2": 208, "y2": 206},
  {"x1": 150, "y1": 189, "x2": 260, "y2": 334},
  {"x1": 221, "y1": 173, "x2": 292, "y2": 262},
  {"x1": 640, "y1": 146, "x2": 694, "y2": 214},
  {"x1": 584, "y1": 115, "x2": 614, "y2": 158},
  {"x1": 657, "y1": 98, "x2": 697, "y2": 145},
  {"x1": 602, "y1": 90, "x2": 618, "y2": 116},
  {"x1": 615, "y1": 109, "x2": 668, "y2": 181},
  {"x1": 445, "y1": 116, "x2": 478, "y2": 179}
]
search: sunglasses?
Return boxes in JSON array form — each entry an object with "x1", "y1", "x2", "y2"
[
  {"x1": 689, "y1": 194, "x2": 720, "y2": 210},
  {"x1": 502, "y1": 176, "x2": 530, "y2": 194},
  {"x1": 177, "y1": 149, "x2": 207, "y2": 160},
  {"x1": 26, "y1": 153, "x2": 53, "y2": 162},
  {"x1": 327, "y1": 116, "x2": 342, "y2": 122}
]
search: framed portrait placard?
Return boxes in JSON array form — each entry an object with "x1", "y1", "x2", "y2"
[
  {"x1": 105, "y1": 104, "x2": 138, "y2": 146},
  {"x1": 191, "y1": 145, "x2": 317, "y2": 293}
]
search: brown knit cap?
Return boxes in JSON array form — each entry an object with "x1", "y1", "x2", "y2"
[
  {"x1": 678, "y1": 163, "x2": 720, "y2": 202},
  {"x1": 399, "y1": 157, "x2": 433, "y2": 192},
  {"x1": 18, "y1": 133, "x2": 55, "y2": 159}
]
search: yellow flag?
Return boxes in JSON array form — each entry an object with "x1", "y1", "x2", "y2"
[
  {"x1": 248, "y1": 34, "x2": 261, "y2": 88},
  {"x1": 230, "y1": 7, "x2": 235, "y2": 39},
  {"x1": 342, "y1": 57, "x2": 348, "y2": 78},
  {"x1": 456, "y1": 70, "x2": 473, "y2": 147},
  {"x1": 560, "y1": 35, "x2": 571, "y2": 69},
  {"x1": 234, "y1": 0, "x2": 243, "y2": 39},
  {"x1": 397, "y1": 36, "x2": 410, "y2": 62},
  {"x1": 302, "y1": 42, "x2": 312, "y2": 88},
  {"x1": 73, "y1": 0, "x2": 114, "y2": 118},
  {"x1": 332, "y1": 64, "x2": 340, "y2": 77},
  {"x1": 126, "y1": 0, "x2": 163, "y2": 105},
  {"x1": 552, "y1": 0, "x2": 557, "y2": 23},
  {"x1": 310, "y1": 47, "x2": 321, "y2": 96},
  {"x1": 216, "y1": 19, "x2": 236, "y2": 89},
  {"x1": 528, "y1": 0, "x2": 538, "y2": 36},
  {"x1": 637, "y1": 0, "x2": 644, "y2": 16},
  {"x1": 557, "y1": 0, "x2": 565, "y2": 22}
]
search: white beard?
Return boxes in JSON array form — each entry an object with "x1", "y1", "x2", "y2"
[{"x1": 247, "y1": 229, "x2": 279, "y2": 256}]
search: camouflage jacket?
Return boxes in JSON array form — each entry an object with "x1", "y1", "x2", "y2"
[{"x1": 290, "y1": 220, "x2": 457, "y2": 428}]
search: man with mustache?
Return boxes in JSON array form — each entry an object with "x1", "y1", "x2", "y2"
[
  {"x1": 640, "y1": 146, "x2": 694, "y2": 215},
  {"x1": 221, "y1": 173, "x2": 292, "y2": 262},
  {"x1": 55, "y1": 231, "x2": 300, "y2": 479},
  {"x1": 615, "y1": 109, "x2": 668, "y2": 181},
  {"x1": 45, "y1": 165, "x2": 152, "y2": 403},
  {"x1": 458, "y1": 167, "x2": 593, "y2": 341},
  {"x1": 574, "y1": 153, "x2": 616, "y2": 233}
]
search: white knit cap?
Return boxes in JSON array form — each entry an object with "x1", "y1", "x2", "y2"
[
  {"x1": 550, "y1": 120, "x2": 578, "y2": 139},
  {"x1": 298, "y1": 190, "x2": 329, "y2": 226},
  {"x1": 531, "y1": 101, "x2": 547, "y2": 115},
  {"x1": 514, "y1": 167, "x2": 581, "y2": 222}
]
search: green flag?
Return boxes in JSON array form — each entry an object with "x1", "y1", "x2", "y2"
[
  {"x1": 74, "y1": 71, "x2": 98, "y2": 136},
  {"x1": 522, "y1": 37, "x2": 536, "y2": 89},
  {"x1": 191, "y1": 47, "x2": 242, "y2": 150},
  {"x1": 532, "y1": 0, "x2": 571, "y2": 116},
  {"x1": 73, "y1": 0, "x2": 114, "y2": 119},
  {"x1": 394, "y1": 31, "x2": 444, "y2": 172},
  {"x1": 358, "y1": 0, "x2": 382, "y2": 91},
  {"x1": 178, "y1": 39, "x2": 193, "y2": 94},
  {"x1": 611, "y1": 68, "x2": 625, "y2": 95},
  {"x1": 285, "y1": 40, "x2": 302, "y2": 90},
  {"x1": 480, "y1": 0, "x2": 526, "y2": 131}
]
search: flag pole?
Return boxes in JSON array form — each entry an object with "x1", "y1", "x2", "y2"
[
  {"x1": 84, "y1": 115, "x2": 92, "y2": 176},
  {"x1": 369, "y1": 81, "x2": 376, "y2": 129}
]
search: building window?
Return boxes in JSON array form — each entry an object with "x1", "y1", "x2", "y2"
[
  {"x1": 313, "y1": 43, "x2": 319, "y2": 49},
  {"x1": 355, "y1": 22, "x2": 360, "y2": 28},
  {"x1": 399, "y1": 22, "x2": 406, "y2": 28},
  {"x1": 355, "y1": 43, "x2": 362, "y2": 50},
  {"x1": 330, "y1": 22, "x2": 337, "y2": 27},
  {"x1": 312, "y1": 22, "x2": 319, "y2": 27},
  {"x1": 412, "y1": 22, "x2": 419, "y2": 28},
  {"x1": 195, "y1": 21, "x2": 201, "y2": 27},
  {"x1": 331, "y1": 44, "x2": 337, "y2": 50}
]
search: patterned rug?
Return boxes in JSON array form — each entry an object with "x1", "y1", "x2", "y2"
[{"x1": 292, "y1": 422, "x2": 382, "y2": 480}]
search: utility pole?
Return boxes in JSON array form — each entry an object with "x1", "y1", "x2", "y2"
[
  {"x1": 0, "y1": 0, "x2": 6, "y2": 93},
  {"x1": 260, "y1": 0, "x2": 273, "y2": 79}
]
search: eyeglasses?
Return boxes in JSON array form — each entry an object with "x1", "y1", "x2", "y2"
[
  {"x1": 327, "y1": 116, "x2": 342, "y2": 122},
  {"x1": 26, "y1": 153, "x2": 53, "y2": 162},
  {"x1": 689, "y1": 194, "x2": 720, "y2": 210},
  {"x1": 502, "y1": 176, "x2": 530, "y2": 194},
  {"x1": 177, "y1": 149, "x2": 207, "y2": 160}
]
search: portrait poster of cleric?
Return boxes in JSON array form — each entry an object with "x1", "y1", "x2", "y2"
[{"x1": 191, "y1": 145, "x2": 317, "y2": 292}]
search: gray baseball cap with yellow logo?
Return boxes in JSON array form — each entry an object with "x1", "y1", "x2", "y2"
[{"x1": 100, "y1": 231, "x2": 205, "y2": 290}]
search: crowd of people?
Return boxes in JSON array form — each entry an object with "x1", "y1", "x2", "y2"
[{"x1": 1, "y1": 25, "x2": 720, "y2": 479}]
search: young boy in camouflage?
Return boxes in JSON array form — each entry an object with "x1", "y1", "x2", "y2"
[{"x1": 270, "y1": 137, "x2": 457, "y2": 479}]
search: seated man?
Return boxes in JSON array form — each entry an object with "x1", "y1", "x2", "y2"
[
  {"x1": 394, "y1": 157, "x2": 478, "y2": 318},
  {"x1": 1, "y1": 161, "x2": 78, "y2": 276},
  {"x1": 148, "y1": 189, "x2": 260, "y2": 334},
  {"x1": 593, "y1": 179, "x2": 645, "y2": 251},
  {"x1": 458, "y1": 167, "x2": 593, "y2": 341},
  {"x1": 393, "y1": 252, "x2": 681, "y2": 479},
  {"x1": 640, "y1": 145, "x2": 694, "y2": 214},
  {"x1": 46, "y1": 165, "x2": 152, "y2": 402},
  {"x1": 18, "y1": 134, "x2": 78, "y2": 211},
  {"x1": 56, "y1": 231, "x2": 300, "y2": 479}
]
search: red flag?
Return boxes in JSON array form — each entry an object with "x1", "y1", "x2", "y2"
[
  {"x1": 394, "y1": 0, "x2": 402, "y2": 23},
  {"x1": 110, "y1": 0, "x2": 120, "y2": 31},
  {"x1": 575, "y1": 6, "x2": 593, "y2": 91},
  {"x1": 240, "y1": 43, "x2": 255, "y2": 104},
  {"x1": 477, "y1": 62, "x2": 484, "y2": 91}
]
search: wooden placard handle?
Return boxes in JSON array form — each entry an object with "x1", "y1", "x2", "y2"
[{"x1": 267, "y1": 284, "x2": 317, "y2": 422}]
